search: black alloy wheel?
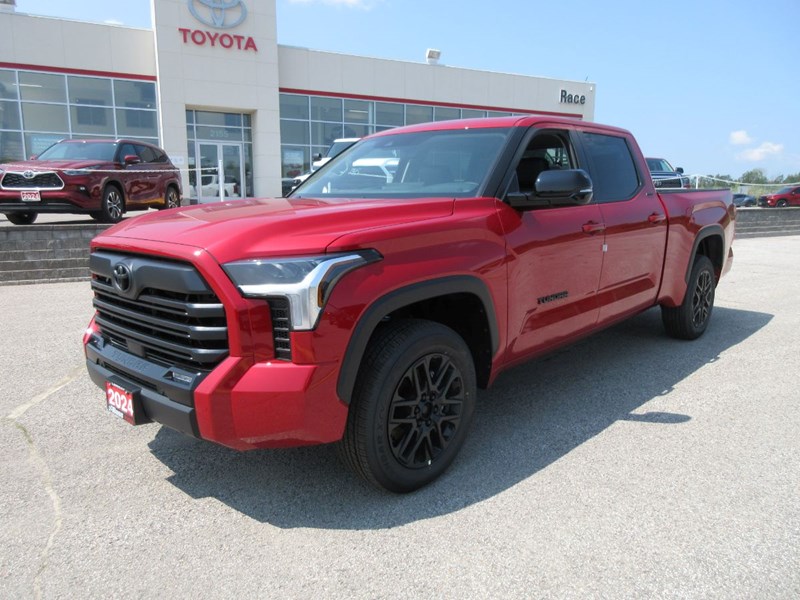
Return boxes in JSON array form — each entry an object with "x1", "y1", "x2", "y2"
[
  {"x1": 661, "y1": 254, "x2": 716, "y2": 340},
  {"x1": 339, "y1": 319, "x2": 476, "y2": 493},
  {"x1": 387, "y1": 352, "x2": 465, "y2": 469}
]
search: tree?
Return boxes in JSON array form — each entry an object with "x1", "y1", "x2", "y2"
[{"x1": 739, "y1": 169, "x2": 768, "y2": 185}]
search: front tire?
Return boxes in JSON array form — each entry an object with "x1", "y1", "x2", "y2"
[
  {"x1": 661, "y1": 255, "x2": 716, "y2": 340},
  {"x1": 91, "y1": 185, "x2": 124, "y2": 223},
  {"x1": 5, "y1": 212, "x2": 37, "y2": 225},
  {"x1": 161, "y1": 185, "x2": 180, "y2": 210},
  {"x1": 776, "y1": 200, "x2": 788, "y2": 208},
  {"x1": 339, "y1": 319, "x2": 477, "y2": 493}
]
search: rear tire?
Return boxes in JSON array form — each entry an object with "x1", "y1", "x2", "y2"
[
  {"x1": 338, "y1": 319, "x2": 476, "y2": 493},
  {"x1": 92, "y1": 185, "x2": 124, "y2": 223},
  {"x1": 5, "y1": 212, "x2": 37, "y2": 225},
  {"x1": 661, "y1": 255, "x2": 716, "y2": 340}
]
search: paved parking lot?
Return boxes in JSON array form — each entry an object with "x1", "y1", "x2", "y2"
[{"x1": 1, "y1": 236, "x2": 798, "y2": 598}]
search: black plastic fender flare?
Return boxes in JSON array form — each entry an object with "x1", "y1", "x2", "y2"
[{"x1": 336, "y1": 275, "x2": 500, "y2": 404}]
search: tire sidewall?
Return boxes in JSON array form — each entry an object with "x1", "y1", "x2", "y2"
[
  {"x1": 359, "y1": 323, "x2": 476, "y2": 493},
  {"x1": 101, "y1": 185, "x2": 124, "y2": 223},
  {"x1": 685, "y1": 255, "x2": 715, "y2": 337}
]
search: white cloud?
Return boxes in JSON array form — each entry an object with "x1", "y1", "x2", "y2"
[
  {"x1": 737, "y1": 142, "x2": 784, "y2": 162},
  {"x1": 729, "y1": 130, "x2": 753, "y2": 145},
  {"x1": 289, "y1": 0, "x2": 376, "y2": 8}
]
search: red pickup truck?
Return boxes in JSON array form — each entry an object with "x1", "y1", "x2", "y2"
[{"x1": 83, "y1": 117, "x2": 734, "y2": 492}]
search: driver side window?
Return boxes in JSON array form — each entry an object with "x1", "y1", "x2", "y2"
[{"x1": 512, "y1": 131, "x2": 575, "y2": 195}]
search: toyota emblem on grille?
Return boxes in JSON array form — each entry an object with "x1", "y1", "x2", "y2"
[
  {"x1": 23, "y1": 170, "x2": 36, "y2": 179},
  {"x1": 113, "y1": 264, "x2": 132, "y2": 292}
]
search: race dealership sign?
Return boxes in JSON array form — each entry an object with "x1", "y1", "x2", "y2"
[{"x1": 179, "y1": 0, "x2": 258, "y2": 52}]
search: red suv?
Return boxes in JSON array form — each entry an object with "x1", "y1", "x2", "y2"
[
  {"x1": 0, "y1": 139, "x2": 181, "y2": 225},
  {"x1": 759, "y1": 185, "x2": 800, "y2": 208}
]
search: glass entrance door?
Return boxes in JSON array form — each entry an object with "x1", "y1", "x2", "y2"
[{"x1": 195, "y1": 142, "x2": 244, "y2": 203}]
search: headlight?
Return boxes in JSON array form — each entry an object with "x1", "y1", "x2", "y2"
[
  {"x1": 223, "y1": 250, "x2": 381, "y2": 330},
  {"x1": 63, "y1": 165, "x2": 103, "y2": 176}
]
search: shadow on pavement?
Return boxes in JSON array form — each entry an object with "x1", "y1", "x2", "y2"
[{"x1": 148, "y1": 305, "x2": 771, "y2": 529}]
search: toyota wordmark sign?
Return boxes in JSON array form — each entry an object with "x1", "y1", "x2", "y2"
[{"x1": 179, "y1": 0, "x2": 258, "y2": 52}]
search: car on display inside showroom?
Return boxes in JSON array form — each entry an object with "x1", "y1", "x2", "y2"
[
  {"x1": 83, "y1": 116, "x2": 734, "y2": 493},
  {"x1": 759, "y1": 185, "x2": 800, "y2": 208},
  {"x1": 0, "y1": 138, "x2": 182, "y2": 225}
]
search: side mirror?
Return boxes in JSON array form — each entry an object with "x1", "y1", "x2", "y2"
[
  {"x1": 312, "y1": 153, "x2": 323, "y2": 162},
  {"x1": 508, "y1": 169, "x2": 593, "y2": 210},
  {"x1": 123, "y1": 154, "x2": 141, "y2": 165},
  {"x1": 676, "y1": 167, "x2": 684, "y2": 174},
  {"x1": 29, "y1": 155, "x2": 38, "y2": 160}
]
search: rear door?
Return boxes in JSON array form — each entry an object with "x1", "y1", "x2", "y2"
[{"x1": 577, "y1": 129, "x2": 667, "y2": 325}]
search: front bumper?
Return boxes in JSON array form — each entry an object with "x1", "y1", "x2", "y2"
[
  {"x1": 0, "y1": 187, "x2": 98, "y2": 213},
  {"x1": 85, "y1": 331, "x2": 342, "y2": 450}
]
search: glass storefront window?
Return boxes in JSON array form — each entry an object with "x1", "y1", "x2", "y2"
[
  {"x1": 0, "y1": 130, "x2": 24, "y2": 162},
  {"x1": 19, "y1": 71, "x2": 66, "y2": 103},
  {"x1": 195, "y1": 125, "x2": 243, "y2": 142},
  {"x1": 0, "y1": 101, "x2": 21, "y2": 130},
  {"x1": 281, "y1": 119, "x2": 309, "y2": 145},
  {"x1": 310, "y1": 96, "x2": 342, "y2": 122},
  {"x1": 281, "y1": 146, "x2": 308, "y2": 178},
  {"x1": 461, "y1": 109, "x2": 486, "y2": 119},
  {"x1": 405, "y1": 104, "x2": 433, "y2": 125},
  {"x1": 279, "y1": 94, "x2": 308, "y2": 120},
  {"x1": 434, "y1": 107, "x2": 461, "y2": 121},
  {"x1": 195, "y1": 111, "x2": 242, "y2": 127},
  {"x1": 344, "y1": 99, "x2": 371, "y2": 123},
  {"x1": 68, "y1": 76, "x2": 112, "y2": 106},
  {"x1": 487, "y1": 111, "x2": 512, "y2": 118},
  {"x1": 0, "y1": 70, "x2": 17, "y2": 100},
  {"x1": 375, "y1": 102, "x2": 404, "y2": 126},
  {"x1": 113, "y1": 80, "x2": 156, "y2": 109},
  {"x1": 21, "y1": 102, "x2": 68, "y2": 132},
  {"x1": 70, "y1": 106, "x2": 114, "y2": 135},
  {"x1": 115, "y1": 108, "x2": 157, "y2": 137}
]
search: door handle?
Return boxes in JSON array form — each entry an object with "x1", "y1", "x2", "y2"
[
  {"x1": 582, "y1": 221, "x2": 606, "y2": 234},
  {"x1": 648, "y1": 212, "x2": 667, "y2": 224}
]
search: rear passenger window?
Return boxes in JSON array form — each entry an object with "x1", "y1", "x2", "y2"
[
  {"x1": 135, "y1": 145, "x2": 157, "y2": 163},
  {"x1": 581, "y1": 132, "x2": 640, "y2": 203}
]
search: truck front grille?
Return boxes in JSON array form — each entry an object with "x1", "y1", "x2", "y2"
[
  {"x1": 1, "y1": 171, "x2": 64, "y2": 189},
  {"x1": 90, "y1": 251, "x2": 229, "y2": 372}
]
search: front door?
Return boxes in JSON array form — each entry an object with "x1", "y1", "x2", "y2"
[{"x1": 196, "y1": 142, "x2": 244, "y2": 203}]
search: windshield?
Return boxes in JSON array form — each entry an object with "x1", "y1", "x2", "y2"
[
  {"x1": 293, "y1": 128, "x2": 512, "y2": 199},
  {"x1": 37, "y1": 141, "x2": 117, "y2": 161},
  {"x1": 325, "y1": 140, "x2": 358, "y2": 158},
  {"x1": 776, "y1": 186, "x2": 793, "y2": 194},
  {"x1": 646, "y1": 158, "x2": 674, "y2": 172}
]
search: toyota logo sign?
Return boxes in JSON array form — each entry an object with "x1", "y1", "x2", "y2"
[{"x1": 188, "y1": 0, "x2": 247, "y2": 29}]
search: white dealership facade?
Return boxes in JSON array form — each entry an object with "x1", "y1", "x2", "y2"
[{"x1": 0, "y1": 0, "x2": 596, "y2": 199}]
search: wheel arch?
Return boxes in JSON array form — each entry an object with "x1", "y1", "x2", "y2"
[
  {"x1": 336, "y1": 276, "x2": 499, "y2": 404},
  {"x1": 686, "y1": 225, "x2": 724, "y2": 283}
]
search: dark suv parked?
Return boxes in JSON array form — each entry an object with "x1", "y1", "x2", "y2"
[{"x1": 0, "y1": 138, "x2": 181, "y2": 225}]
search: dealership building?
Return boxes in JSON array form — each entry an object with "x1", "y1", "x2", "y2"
[{"x1": 0, "y1": 0, "x2": 596, "y2": 199}]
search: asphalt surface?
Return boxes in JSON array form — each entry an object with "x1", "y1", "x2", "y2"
[{"x1": 1, "y1": 236, "x2": 798, "y2": 598}]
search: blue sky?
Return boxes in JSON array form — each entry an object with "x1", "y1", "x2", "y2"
[{"x1": 13, "y1": 0, "x2": 799, "y2": 179}]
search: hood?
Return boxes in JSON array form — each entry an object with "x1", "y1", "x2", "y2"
[
  {"x1": 96, "y1": 196, "x2": 455, "y2": 264},
  {"x1": 1, "y1": 159, "x2": 113, "y2": 171}
]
